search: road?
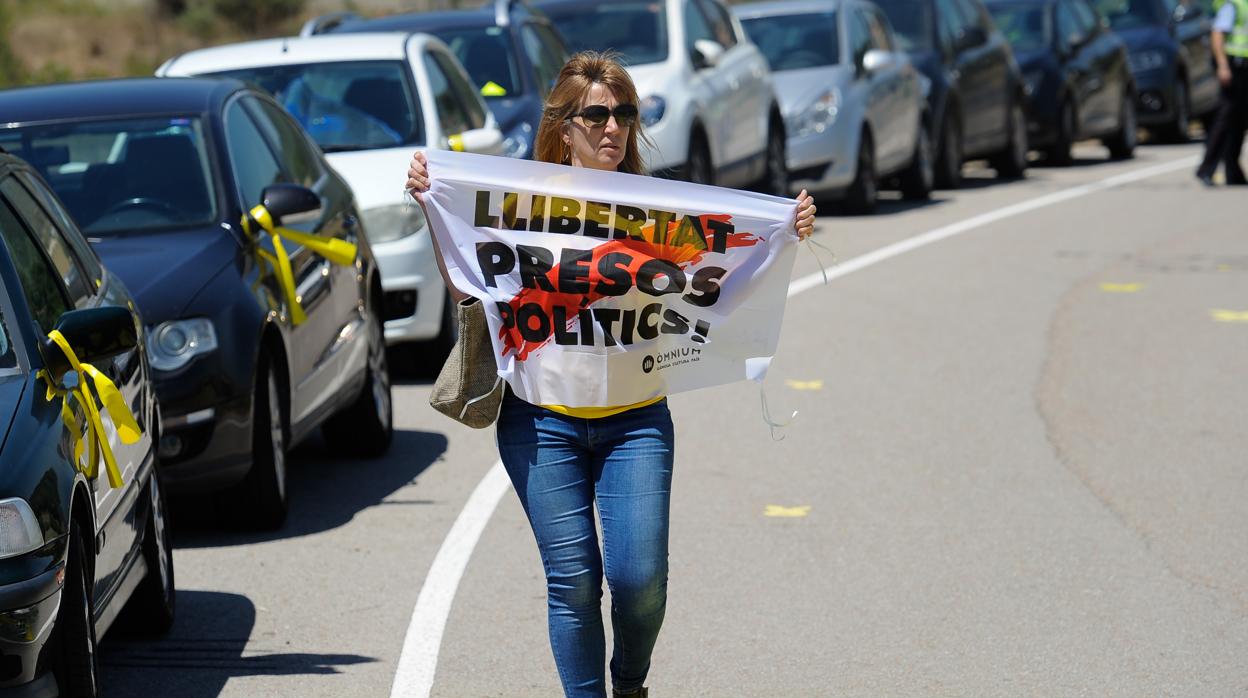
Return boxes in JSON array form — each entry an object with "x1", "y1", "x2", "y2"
[{"x1": 101, "y1": 142, "x2": 1248, "y2": 696}]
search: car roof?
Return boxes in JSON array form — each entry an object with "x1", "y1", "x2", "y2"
[
  {"x1": 733, "y1": 0, "x2": 847, "y2": 18},
  {"x1": 0, "y1": 77, "x2": 241, "y2": 126},
  {"x1": 336, "y1": 9, "x2": 507, "y2": 33},
  {"x1": 162, "y1": 32, "x2": 413, "y2": 76}
]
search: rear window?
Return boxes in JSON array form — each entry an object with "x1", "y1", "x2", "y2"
[
  {"x1": 740, "y1": 12, "x2": 841, "y2": 71},
  {"x1": 208, "y1": 60, "x2": 424, "y2": 152},
  {"x1": 543, "y1": 2, "x2": 669, "y2": 66},
  {"x1": 873, "y1": 0, "x2": 936, "y2": 51}
]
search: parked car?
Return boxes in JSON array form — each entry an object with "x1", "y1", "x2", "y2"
[
  {"x1": 1090, "y1": 0, "x2": 1219, "y2": 141},
  {"x1": 536, "y1": 0, "x2": 790, "y2": 195},
  {"x1": 157, "y1": 33, "x2": 504, "y2": 354},
  {"x1": 874, "y1": 0, "x2": 1031, "y2": 186},
  {"x1": 0, "y1": 148, "x2": 173, "y2": 696},
  {"x1": 736, "y1": 0, "x2": 934, "y2": 212},
  {"x1": 0, "y1": 78, "x2": 393, "y2": 528},
  {"x1": 303, "y1": 0, "x2": 571, "y2": 161},
  {"x1": 986, "y1": 0, "x2": 1137, "y2": 163}
]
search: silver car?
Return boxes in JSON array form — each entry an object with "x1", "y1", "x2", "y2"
[{"x1": 735, "y1": 0, "x2": 933, "y2": 213}]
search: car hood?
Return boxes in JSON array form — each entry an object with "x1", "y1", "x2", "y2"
[
  {"x1": 1114, "y1": 26, "x2": 1169, "y2": 51},
  {"x1": 772, "y1": 67, "x2": 850, "y2": 116},
  {"x1": 1014, "y1": 48, "x2": 1055, "y2": 73},
  {"x1": 0, "y1": 376, "x2": 24, "y2": 458},
  {"x1": 625, "y1": 62, "x2": 677, "y2": 102},
  {"x1": 324, "y1": 148, "x2": 417, "y2": 211},
  {"x1": 90, "y1": 226, "x2": 240, "y2": 324}
]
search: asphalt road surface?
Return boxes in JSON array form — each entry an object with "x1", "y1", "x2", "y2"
[{"x1": 101, "y1": 141, "x2": 1248, "y2": 697}]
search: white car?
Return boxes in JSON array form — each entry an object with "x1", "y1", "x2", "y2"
[
  {"x1": 537, "y1": 0, "x2": 788, "y2": 195},
  {"x1": 157, "y1": 33, "x2": 504, "y2": 351}
]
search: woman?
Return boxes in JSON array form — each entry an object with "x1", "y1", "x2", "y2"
[{"x1": 406, "y1": 51, "x2": 816, "y2": 698}]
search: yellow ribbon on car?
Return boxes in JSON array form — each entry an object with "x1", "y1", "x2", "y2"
[
  {"x1": 241, "y1": 204, "x2": 358, "y2": 326},
  {"x1": 37, "y1": 330, "x2": 142, "y2": 489}
]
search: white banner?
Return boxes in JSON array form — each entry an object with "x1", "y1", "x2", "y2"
[{"x1": 420, "y1": 150, "x2": 799, "y2": 408}]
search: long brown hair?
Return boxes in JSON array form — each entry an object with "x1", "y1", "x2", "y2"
[{"x1": 532, "y1": 51, "x2": 649, "y2": 175}]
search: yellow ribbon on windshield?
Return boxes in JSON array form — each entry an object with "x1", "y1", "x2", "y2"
[
  {"x1": 241, "y1": 205, "x2": 358, "y2": 326},
  {"x1": 38, "y1": 330, "x2": 142, "y2": 489}
]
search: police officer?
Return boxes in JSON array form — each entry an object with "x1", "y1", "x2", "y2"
[{"x1": 1195, "y1": 0, "x2": 1248, "y2": 186}]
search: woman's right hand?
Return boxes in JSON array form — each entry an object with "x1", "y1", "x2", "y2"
[{"x1": 405, "y1": 150, "x2": 430, "y2": 204}]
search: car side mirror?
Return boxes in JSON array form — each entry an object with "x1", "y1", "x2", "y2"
[
  {"x1": 862, "y1": 49, "x2": 897, "y2": 75},
  {"x1": 40, "y1": 306, "x2": 138, "y2": 381},
  {"x1": 691, "y1": 39, "x2": 724, "y2": 70},
  {"x1": 451, "y1": 127, "x2": 505, "y2": 154},
  {"x1": 1171, "y1": 4, "x2": 1187, "y2": 22},
  {"x1": 956, "y1": 26, "x2": 988, "y2": 51},
  {"x1": 259, "y1": 183, "x2": 322, "y2": 227}
]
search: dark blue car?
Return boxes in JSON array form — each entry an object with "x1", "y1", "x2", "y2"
[
  {"x1": 0, "y1": 78, "x2": 393, "y2": 529},
  {"x1": 987, "y1": 0, "x2": 1138, "y2": 163},
  {"x1": 1091, "y1": 0, "x2": 1219, "y2": 140},
  {"x1": 305, "y1": 0, "x2": 571, "y2": 160}
]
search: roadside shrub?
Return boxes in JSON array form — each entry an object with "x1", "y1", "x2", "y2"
[{"x1": 210, "y1": 0, "x2": 306, "y2": 33}]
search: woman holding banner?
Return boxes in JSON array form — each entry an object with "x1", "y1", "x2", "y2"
[{"x1": 406, "y1": 51, "x2": 816, "y2": 698}]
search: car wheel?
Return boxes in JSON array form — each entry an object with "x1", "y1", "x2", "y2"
[
  {"x1": 123, "y1": 470, "x2": 175, "y2": 634},
  {"x1": 1045, "y1": 99, "x2": 1075, "y2": 166},
  {"x1": 1104, "y1": 92, "x2": 1138, "y2": 160},
  {"x1": 322, "y1": 305, "x2": 393, "y2": 458},
  {"x1": 756, "y1": 120, "x2": 788, "y2": 196},
  {"x1": 844, "y1": 130, "x2": 878, "y2": 214},
  {"x1": 991, "y1": 100, "x2": 1028, "y2": 178},
  {"x1": 899, "y1": 120, "x2": 934, "y2": 200},
  {"x1": 239, "y1": 359, "x2": 287, "y2": 529},
  {"x1": 934, "y1": 110, "x2": 963, "y2": 189},
  {"x1": 1161, "y1": 79, "x2": 1189, "y2": 143},
  {"x1": 55, "y1": 525, "x2": 99, "y2": 697},
  {"x1": 686, "y1": 134, "x2": 713, "y2": 186}
]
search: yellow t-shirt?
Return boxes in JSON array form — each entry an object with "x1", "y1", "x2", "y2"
[{"x1": 540, "y1": 396, "x2": 665, "y2": 419}]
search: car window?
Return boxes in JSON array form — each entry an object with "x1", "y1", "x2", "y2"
[
  {"x1": 13, "y1": 172, "x2": 103, "y2": 285},
  {"x1": 0, "y1": 306, "x2": 15, "y2": 370},
  {"x1": 696, "y1": 0, "x2": 738, "y2": 49},
  {"x1": 0, "y1": 196, "x2": 72, "y2": 334},
  {"x1": 933, "y1": 0, "x2": 966, "y2": 51},
  {"x1": 1, "y1": 178, "x2": 93, "y2": 307},
  {"x1": 225, "y1": 100, "x2": 288, "y2": 209},
  {"x1": 850, "y1": 10, "x2": 874, "y2": 66},
  {"x1": 436, "y1": 25, "x2": 523, "y2": 98},
  {"x1": 433, "y1": 51, "x2": 488, "y2": 131},
  {"x1": 988, "y1": 1, "x2": 1053, "y2": 51},
  {"x1": 542, "y1": 2, "x2": 670, "y2": 66},
  {"x1": 685, "y1": 0, "x2": 718, "y2": 61},
  {"x1": 1056, "y1": 0, "x2": 1084, "y2": 46},
  {"x1": 873, "y1": 0, "x2": 937, "y2": 51},
  {"x1": 954, "y1": 0, "x2": 987, "y2": 30},
  {"x1": 245, "y1": 97, "x2": 323, "y2": 188},
  {"x1": 424, "y1": 52, "x2": 473, "y2": 136},
  {"x1": 739, "y1": 11, "x2": 841, "y2": 70},
  {"x1": 520, "y1": 23, "x2": 564, "y2": 95},
  {"x1": 1071, "y1": 0, "x2": 1101, "y2": 32},
  {"x1": 865, "y1": 8, "x2": 896, "y2": 50},
  {"x1": 1093, "y1": 0, "x2": 1166, "y2": 28}
]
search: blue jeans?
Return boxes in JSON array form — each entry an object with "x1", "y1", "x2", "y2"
[{"x1": 496, "y1": 391, "x2": 675, "y2": 697}]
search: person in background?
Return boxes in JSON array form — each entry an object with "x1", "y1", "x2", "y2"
[{"x1": 1195, "y1": 0, "x2": 1248, "y2": 186}]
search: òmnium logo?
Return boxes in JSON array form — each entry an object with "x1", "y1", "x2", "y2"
[
  {"x1": 642, "y1": 355, "x2": 655, "y2": 373},
  {"x1": 641, "y1": 347, "x2": 701, "y2": 374}
]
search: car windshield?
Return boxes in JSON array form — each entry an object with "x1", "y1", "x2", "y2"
[
  {"x1": 873, "y1": 0, "x2": 936, "y2": 51},
  {"x1": 208, "y1": 60, "x2": 424, "y2": 151},
  {"x1": 988, "y1": 3, "x2": 1052, "y2": 51},
  {"x1": 0, "y1": 117, "x2": 218, "y2": 236},
  {"x1": 435, "y1": 26, "x2": 523, "y2": 99},
  {"x1": 740, "y1": 12, "x2": 840, "y2": 71},
  {"x1": 543, "y1": 3, "x2": 669, "y2": 66},
  {"x1": 1093, "y1": 0, "x2": 1165, "y2": 28}
]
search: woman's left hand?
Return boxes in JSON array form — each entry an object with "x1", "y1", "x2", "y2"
[{"x1": 795, "y1": 189, "x2": 817, "y2": 241}]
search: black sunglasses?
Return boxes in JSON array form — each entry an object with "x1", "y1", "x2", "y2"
[{"x1": 568, "y1": 104, "x2": 639, "y2": 128}]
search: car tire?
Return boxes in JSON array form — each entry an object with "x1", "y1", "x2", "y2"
[
  {"x1": 1160, "y1": 79, "x2": 1190, "y2": 143},
  {"x1": 990, "y1": 100, "x2": 1028, "y2": 179},
  {"x1": 844, "y1": 130, "x2": 878, "y2": 214},
  {"x1": 54, "y1": 525, "x2": 99, "y2": 697},
  {"x1": 239, "y1": 359, "x2": 288, "y2": 529},
  {"x1": 899, "y1": 120, "x2": 934, "y2": 200},
  {"x1": 686, "y1": 133, "x2": 713, "y2": 186},
  {"x1": 934, "y1": 109, "x2": 963, "y2": 189},
  {"x1": 1045, "y1": 98, "x2": 1075, "y2": 165},
  {"x1": 322, "y1": 306, "x2": 393, "y2": 458},
  {"x1": 755, "y1": 119, "x2": 788, "y2": 196},
  {"x1": 1104, "y1": 91, "x2": 1138, "y2": 160},
  {"x1": 123, "y1": 470, "x2": 175, "y2": 634}
]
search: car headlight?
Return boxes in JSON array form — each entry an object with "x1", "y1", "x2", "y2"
[
  {"x1": 1127, "y1": 50, "x2": 1165, "y2": 73},
  {"x1": 640, "y1": 95, "x2": 666, "y2": 127},
  {"x1": 502, "y1": 122, "x2": 533, "y2": 159},
  {"x1": 360, "y1": 204, "x2": 427, "y2": 244},
  {"x1": 147, "y1": 318, "x2": 218, "y2": 372},
  {"x1": 787, "y1": 89, "x2": 841, "y2": 137},
  {"x1": 0, "y1": 498, "x2": 44, "y2": 560}
]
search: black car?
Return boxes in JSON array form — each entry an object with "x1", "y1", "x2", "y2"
[
  {"x1": 874, "y1": 0, "x2": 1031, "y2": 186},
  {"x1": 987, "y1": 0, "x2": 1138, "y2": 163},
  {"x1": 1091, "y1": 0, "x2": 1219, "y2": 141},
  {"x1": 0, "y1": 78, "x2": 393, "y2": 529},
  {"x1": 305, "y1": 0, "x2": 570, "y2": 160},
  {"x1": 0, "y1": 149, "x2": 173, "y2": 696}
]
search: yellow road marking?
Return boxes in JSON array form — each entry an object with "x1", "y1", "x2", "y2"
[
  {"x1": 785, "y1": 379, "x2": 823, "y2": 390},
  {"x1": 1100, "y1": 282, "x2": 1142, "y2": 293},
  {"x1": 764, "y1": 505, "x2": 811, "y2": 518},
  {"x1": 1210, "y1": 309, "x2": 1248, "y2": 323}
]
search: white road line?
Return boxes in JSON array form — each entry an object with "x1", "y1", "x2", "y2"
[{"x1": 390, "y1": 154, "x2": 1200, "y2": 698}]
